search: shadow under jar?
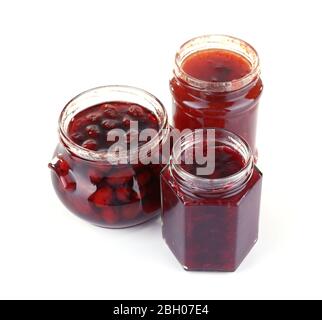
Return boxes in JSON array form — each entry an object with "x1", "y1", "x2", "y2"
[
  {"x1": 49, "y1": 86, "x2": 170, "y2": 228},
  {"x1": 161, "y1": 129, "x2": 263, "y2": 271},
  {"x1": 170, "y1": 35, "x2": 263, "y2": 157}
]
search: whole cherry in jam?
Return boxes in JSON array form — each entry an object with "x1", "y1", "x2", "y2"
[{"x1": 68, "y1": 102, "x2": 160, "y2": 151}]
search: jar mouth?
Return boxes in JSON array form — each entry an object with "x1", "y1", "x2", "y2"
[
  {"x1": 170, "y1": 128, "x2": 254, "y2": 196},
  {"x1": 174, "y1": 34, "x2": 260, "y2": 93},
  {"x1": 59, "y1": 85, "x2": 169, "y2": 162}
]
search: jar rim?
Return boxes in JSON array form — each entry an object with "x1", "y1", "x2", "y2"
[
  {"x1": 59, "y1": 85, "x2": 169, "y2": 162},
  {"x1": 174, "y1": 34, "x2": 261, "y2": 93},
  {"x1": 170, "y1": 128, "x2": 254, "y2": 196}
]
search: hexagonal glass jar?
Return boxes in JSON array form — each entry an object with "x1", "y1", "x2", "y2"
[
  {"x1": 49, "y1": 86, "x2": 170, "y2": 228},
  {"x1": 161, "y1": 129, "x2": 262, "y2": 271}
]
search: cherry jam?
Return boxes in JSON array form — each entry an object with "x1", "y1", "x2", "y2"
[
  {"x1": 181, "y1": 145, "x2": 246, "y2": 179},
  {"x1": 181, "y1": 49, "x2": 251, "y2": 82},
  {"x1": 49, "y1": 86, "x2": 170, "y2": 228},
  {"x1": 68, "y1": 102, "x2": 159, "y2": 151},
  {"x1": 161, "y1": 129, "x2": 263, "y2": 272},
  {"x1": 171, "y1": 35, "x2": 263, "y2": 156}
]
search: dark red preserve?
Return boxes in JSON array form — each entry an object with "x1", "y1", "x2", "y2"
[
  {"x1": 68, "y1": 102, "x2": 159, "y2": 151},
  {"x1": 161, "y1": 129, "x2": 262, "y2": 271},
  {"x1": 49, "y1": 86, "x2": 170, "y2": 228},
  {"x1": 170, "y1": 35, "x2": 263, "y2": 156}
]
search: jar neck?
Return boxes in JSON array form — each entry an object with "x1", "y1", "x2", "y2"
[
  {"x1": 169, "y1": 129, "x2": 254, "y2": 198},
  {"x1": 174, "y1": 34, "x2": 260, "y2": 93},
  {"x1": 59, "y1": 85, "x2": 169, "y2": 163}
]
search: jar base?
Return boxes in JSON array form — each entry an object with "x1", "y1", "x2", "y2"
[{"x1": 91, "y1": 212, "x2": 160, "y2": 229}]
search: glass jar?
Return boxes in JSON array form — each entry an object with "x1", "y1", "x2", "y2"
[
  {"x1": 170, "y1": 35, "x2": 263, "y2": 156},
  {"x1": 161, "y1": 128, "x2": 263, "y2": 271},
  {"x1": 49, "y1": 86, "x2": 170, "y2": 228}
]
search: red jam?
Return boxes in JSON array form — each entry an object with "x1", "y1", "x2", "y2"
[
  {"x1": 68, "y1": 102, "x2": 159, "y2": 151},
  {"x1": 161, "y1": 129, "x2": 262, "y2": 272},
  {"x1": 181, "y1": 145, "x2": 246, "y2": 179},
  {"x1": 171, "y1": 35, "x2": 263, "y2": 155},
  {"x1": 181, "y1": 49, "x2": 251, "y2": 82},
  {"x1": 49, "y1": 86, "x2": 169, "y2": 228}
]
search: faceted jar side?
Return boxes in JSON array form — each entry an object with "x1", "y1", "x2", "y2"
[
  {"x1": 161, "y1": 165, "x2": 262, "y2": 271},
  {"x1": 161, "y1": 170, "x2": 187, "y2": 264}
]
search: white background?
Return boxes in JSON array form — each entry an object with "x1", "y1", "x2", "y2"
[{"x1": 0, "y1": 0, "x2": 321, "y2": 300}]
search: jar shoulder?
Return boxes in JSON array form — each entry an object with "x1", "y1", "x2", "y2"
[{"x1": 161, "y1": 165, "x2": 262, "y2": 207}]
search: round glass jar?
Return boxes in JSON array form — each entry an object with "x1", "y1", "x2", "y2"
[
  {"x1": 170, "y1": 34, "x2": 263, "y2": 156},
  {"x1": 49, "y1": 86, "x2": 170, "y2": 228},
  {"x1": 161, "y1": 128, "x2": 263, "y2": 271}
]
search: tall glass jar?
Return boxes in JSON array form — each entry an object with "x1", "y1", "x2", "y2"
[
  {"x1": 170, "y1": 35, "x2": 263, "y2": 156},
  {"x1": 161, "y1": 128, "x2": 263, "y2": 271},
  {"x1": 49, "y1": 86, "x2": 170, "y2": 228}
]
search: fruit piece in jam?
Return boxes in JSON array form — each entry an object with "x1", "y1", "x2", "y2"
[{"x1": 68, "y1": 102, "x2": 159, "y2": 152}]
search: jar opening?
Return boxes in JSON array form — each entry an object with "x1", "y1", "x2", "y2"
[
  {"x1": 170, "y1": 128, "x2": 254, "y2": 197},
  {"x1": 59, "y1": 85, "x2": 169, "y2": 163},
  {"x1": 174, "y1": 35, "x2": 260, "y2": 92}
]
